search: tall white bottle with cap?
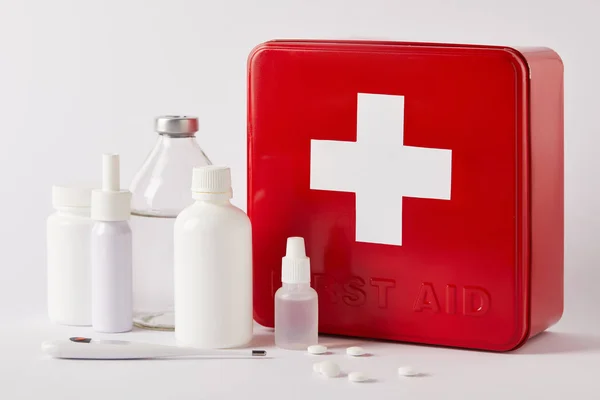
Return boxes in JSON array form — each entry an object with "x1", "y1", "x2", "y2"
[
  {"x1": 274, "y1": 237, "x2": 318, "y2": 350},
  {"x1": 91, "y1": 154, "x2": 133, "y2": 333},
  {"x1": 174, "y1": 166, "x2": 252, "y2": 348}
]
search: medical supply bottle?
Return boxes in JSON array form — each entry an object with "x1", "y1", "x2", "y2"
[
  {"x1": 129, "y1": 116, "x2": 212, "y2": 330},
  {"x1": 174, "y1": 166, "x2": 252, "y2": 348},
  {"x1": 46, "y1": 185, "x2": 94, "y2": 326},
  {"x1": 275, "y1": 237, "x2": 318, "y2": 350},
  {"x1": 91, "y1": 154, "x2": 133, "y2": 333}
]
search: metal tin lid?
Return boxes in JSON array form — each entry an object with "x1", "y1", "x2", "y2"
[{"x1": 154, "y1": 116, "x2": 199, "y2": 136}]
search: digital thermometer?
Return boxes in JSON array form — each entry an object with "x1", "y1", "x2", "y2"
[{"x1": 42, "y1": 337, "x2": 268, "y2": 360}]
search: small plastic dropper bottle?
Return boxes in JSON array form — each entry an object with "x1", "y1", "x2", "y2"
[
  {"x1": 91, "y1": 154, "x2": 133, "y2": 333},
  {"x1": 274, "y1": 237, "x2": 319, "y2": 350}
]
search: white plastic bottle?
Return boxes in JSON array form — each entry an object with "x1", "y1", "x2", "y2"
[
  {"x1": 174, "y1": 166, "x2": 253, "y2": 348},
  {"x1": 46, "y1": 185, "x2": 94, "y2": 326},
  {"x1": 91, "y1": 154, "x2": 133, "y2": 333},
  {"x1": 275, "y1": 237, "x2": 318, "y2": 350}
]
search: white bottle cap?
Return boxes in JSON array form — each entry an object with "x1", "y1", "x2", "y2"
[
  {"x1": 191, "y1": 166, "x2": 232, "y2": 197},
  {"x1": 282, "y1": 237, "x2": 311, "y2": 284},
  {"x1": 91, "y1": 154, "x2": 131, "y2": 221},
  {"x1": 52, "y1": 186, "x2": 92, "y2": 209}
]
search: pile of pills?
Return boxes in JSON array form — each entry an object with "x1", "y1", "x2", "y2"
[
  {"x1": 307, "y1": 344, "x2": 422, "y2": 383},
  {"x1": 314, "y1": 360, "x2": 369, "y2": 381}
]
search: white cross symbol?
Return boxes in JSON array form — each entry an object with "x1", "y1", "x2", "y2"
[{"x1": 310, "y1": 93, "x2": 452, "y2": 246}]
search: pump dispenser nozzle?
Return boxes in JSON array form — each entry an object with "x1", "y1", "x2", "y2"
[
  {"x1": 91, "y1": 153, "x2": 131, "y2": 222},
  {"x1": 281, "y1": 237, "x2": 311, "y2": 284},
  {"x1": 102, "y1": 154, "x2": 120, "y2": 192}
]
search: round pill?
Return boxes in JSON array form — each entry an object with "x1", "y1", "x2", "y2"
[
  {"x1": 397, "y1": 366, "x2": 418, "y2": 376},
  {"x1": 313, "y1": 362, "x2": 322, "y2": 373},
  {"x1": 320, "y1": 360, "x2": 341, "y2": 378},
  {"x1": 346, "y1": 346, "x2": 366, "y2": 356},
  {"x1": 348, "y1": 371, "x2": 369, "y2": 382},
  {"x1": 307, "y1": 345, "x2": 328, "y2": 355}
]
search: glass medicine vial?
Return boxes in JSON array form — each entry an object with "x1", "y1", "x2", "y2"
[
  {"x1": 129, "y1": 116, "x2": 212, "y2": 330},
  {"x1": 275, "y1": 237, "x2": 319, "y2": 350}
]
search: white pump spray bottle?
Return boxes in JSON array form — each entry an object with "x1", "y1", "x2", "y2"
[{"x1": 90, "y1": 154, "x2": 133, "y2": 333}]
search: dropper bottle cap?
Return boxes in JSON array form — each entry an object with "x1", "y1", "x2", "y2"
[
  {"x1": 91, "y1": 154, "x2": 131, "y2": 221},
  {"x1": 281, "y1": 237, "x2": 311, "y2": 284}
]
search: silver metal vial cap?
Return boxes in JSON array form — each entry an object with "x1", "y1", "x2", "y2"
[{"x1": 154, "y1": 116, "x2": 199, "y2": 137}]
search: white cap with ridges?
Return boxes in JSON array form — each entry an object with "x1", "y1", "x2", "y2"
[
  {"x1": 52, "y1": 186, "x2": 92, "y2": 209},
  {"x1": 282, "y1": 237, "x2": 311, "y2": 284},
  {"x1": 91, "y1": 154, "x2": 131, "y2": 221},
  {"x1": 192, "y1": 166, "x2": 232, "y2": 196}
]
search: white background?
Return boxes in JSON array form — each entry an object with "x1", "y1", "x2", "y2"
[{"x1": 1, "y1": 0, "x2": 598, "y2": 398}]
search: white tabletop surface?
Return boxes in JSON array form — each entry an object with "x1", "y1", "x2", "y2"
[{"x1": 2, "y1": 307, "x2": 599, "y2": 400}]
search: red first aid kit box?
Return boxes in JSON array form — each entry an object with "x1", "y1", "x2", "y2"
[{"x1": 247, "y1": 40, "x2": 564, "y2": 351}]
